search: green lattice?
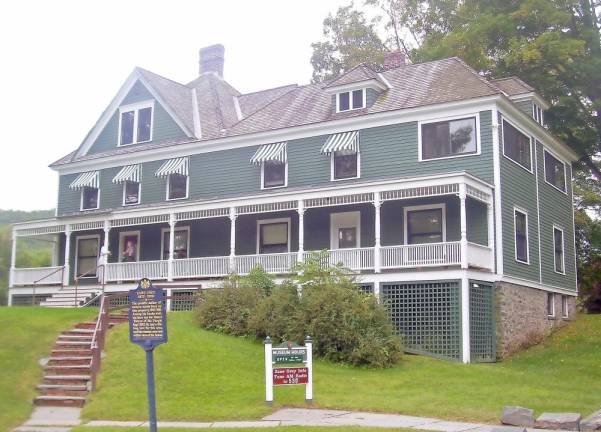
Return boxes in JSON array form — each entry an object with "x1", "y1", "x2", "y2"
[
  {"x1": 170, "y1": 290, "x2": 197, "y2": 311},
  {"x1": 469, "y1": 281, "x2": 496, "y2": 362},
  {"x1": 11, "y1": 294, "x2": 50, "y2": 306},
  {"x1": 358, "y1": 283, "x2": 374, "y2": 295},
  {"x1": 382, "y1": 281, "x2": 462, "y2": 361}
]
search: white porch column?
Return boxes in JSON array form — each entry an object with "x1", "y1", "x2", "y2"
[
  {"x1": 459, "y1": 184, "x2": 468, "y2": 269},
  {"x1": 373, "y1": 193, "x2": 382, "y2": 273},
  {"x1": 167, "y1": 214, "x2": 176, "y2": 282},
  {"x1": 487, "y1": 201, "x2": 495, "y2": 271},
  {"x1": 63, "y1": 225, "x2": 71, "y2": 287},
  {"x1": 461, "y1": 276, "x2": 471, "y2": 363},
  {"x1": 9, "y1": 231, "x2": 17, "y2": 288},
  {"x1": 297, "y1": 200, "x2": 305, "y2": 263},
  {"x1": 101, "y1": 221, "x2": 110, "y2": 285},
  {"x1": 229, "y1": 207, "x2": 237, "y2": 272}
]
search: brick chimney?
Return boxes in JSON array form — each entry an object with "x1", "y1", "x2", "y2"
[
  {"x1": 199, "y1": 44, "x2": 225, "y2": 77},
  {"x1": 383, "y1": 51, "x2": 406, "y2": 70}
]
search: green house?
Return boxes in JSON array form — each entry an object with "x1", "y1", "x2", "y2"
[{"x1": 9, "y1": 45, "x2": 578, "y2": 362}]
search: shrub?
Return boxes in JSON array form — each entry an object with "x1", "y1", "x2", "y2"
[{"x1": 248, "y1": 281, "x2": 300, "y2": 340}]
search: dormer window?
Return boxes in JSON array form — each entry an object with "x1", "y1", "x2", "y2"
[
  {"x1": 337, "y1": 89, "x2": 365, "y2": 112},
  {"x1": 118, "y1": 101, "x2": 154, "y2": 146},
  {"x1": 533, "y1": 103, "x2": 544, "y2": 126}
]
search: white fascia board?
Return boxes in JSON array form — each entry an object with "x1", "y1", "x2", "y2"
[
  {"x1": 324, "y1": 78, "x2": 388, "y2": 93},
  {"x1": 53, "y1": 95, "x2": 500, "y2": 175},
  {"x1": 510, "y1": 92, "x2": 550, "y2": 110}
]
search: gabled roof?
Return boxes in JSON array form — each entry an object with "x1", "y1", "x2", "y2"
[{"x1": 490, "y1": 77, "x2": 535, "y2": 96}]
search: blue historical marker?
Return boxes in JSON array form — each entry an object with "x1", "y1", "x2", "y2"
[{"x1": 129, "y1": 278, "x2": 167, "y2": 432}]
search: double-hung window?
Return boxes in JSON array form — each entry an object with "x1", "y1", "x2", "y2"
[
  {"x1": 503, "y1": 119, "x2": 532, "y2": 170},
  {"x1": 544, "y1": 150, "x2": 566, "y2": 192},
  {"x1": 257, "y1": 219, "x2": 290, "y2": 254},
  {"x1": 161, "y1": 227, "x2": 190, "y2": 260},
  {"x1": 533, "y1": 103, "x2": 544, "y2": 125},
  {"x1": 514, "y1": 209, "x2": 529, "y2": 263},
  {"x1": 420, "y1": 117, "x2": 477, "y2": 160},
  {"x1": 337, "y1": 89, "x2": 365, "y2": 112},
  {"x1": 119, "y1": 101, "x2": 153, "y2": 146},
  {"x1": 81, "y1": 187, "x2": 99, "y2": 210},
  {"x1": 333, "y1": 150, "x2": 358, "y2": 179},
  {"x1": 167, "y1": 174, "x2": 188, "y2": 200},
  {"x1": 405, "y1": 205, "x2": 445, "y2": 245},
  {"x1": 263, "y1": 161, "x2": 286, "y2": 188},
  {"x1": 123, "y1": 181, "x2": 141, "y2": 205},
  {"x1": 553, "y1": 227, "x2": 565, "y2": 274},
  {"x1": 76, "y1": 236, "x2": 99, "y2": 278}
]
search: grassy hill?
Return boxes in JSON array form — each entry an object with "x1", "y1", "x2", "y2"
[
  {"x1": 0, "y1": 209, "x2": 55, "y2": 305},
  {"x1": 83, "y1": 312, "x2": 601, "y2": 424}
]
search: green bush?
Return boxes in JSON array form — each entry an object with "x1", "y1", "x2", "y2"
[{"x1": 196, "y1": 256, "x2": 403, "y2": 367}]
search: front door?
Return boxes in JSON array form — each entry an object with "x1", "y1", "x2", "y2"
[{"x1": 75, "y1": 235, "x2": 100, "y2": 278}]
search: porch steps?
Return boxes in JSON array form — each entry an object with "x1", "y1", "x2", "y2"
[
  {"x1": 39, "y1": 286, "x2": 101, "y2": 308},
  {"x1": 33, "y1": 310, "x2": 127, "y2": 408}
]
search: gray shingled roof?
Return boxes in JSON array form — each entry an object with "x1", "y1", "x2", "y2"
[
  {"x1": 490, "y1": 77, "x2": 534, "y2": 96},
  {"x1": 323, "y1": 64, "x2": 382, "y2": 88},
  {"x1": 52, "y1": 57, "x2": 513, "y2": 167}
]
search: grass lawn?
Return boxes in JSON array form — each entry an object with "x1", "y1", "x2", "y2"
[
  {"x1": 83, "y1": 312, "x2": 601, "y2": 424},
  {"x1": 74, "y1": 428, "x2": 416, "y2": 432},
  {"x1": 0, "y1": 306, "x2": 96, "y2": 432}
]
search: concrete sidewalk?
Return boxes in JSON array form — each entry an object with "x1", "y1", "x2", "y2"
[{"x1": 73, "y1": 408, "x2": 566, "y2": 431}]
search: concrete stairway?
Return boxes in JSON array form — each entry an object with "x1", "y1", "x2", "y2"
[
  {"x1": 33, "y1": 311, "x2": 129, "y2": 408},
  {"x1": 39, "y1": 287, "x2": 101, "y2": 308}
]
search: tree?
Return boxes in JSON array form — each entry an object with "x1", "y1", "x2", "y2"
[{"x1": 310, "y1": 4, "x2": 387, "y2": 82}]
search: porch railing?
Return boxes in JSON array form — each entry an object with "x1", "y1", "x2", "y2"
[
  {"x1": 380, "y1": 241, "x2": 462, "y2": 269},
  {"x1": 234, "y1": 252, "x2": 298, "y2": 275},
  {"x1": 12, "y1": 266, "x2": 64, "y2": 286},
  {"x1": 467, "y1": 242, "x2": 493, "y2": 270},
  {"x1": 173, "y1": 256, "x2": 230, "y2": 279},
  {"x1": 306, "y1": 247, "x2": 374, "y2": 271},
  {"x1": 105, "y1": 260, "x2": 168, "y2": 282}
]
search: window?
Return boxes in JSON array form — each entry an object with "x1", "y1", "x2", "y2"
[
  {"x1": 561, "y1": 295, "x2": 569, "y2": 318},
  {"x1": 167, "y1": 174, "x2": 188, "y2": 200},
  {"x1": 76, "y1": 236, "x2": 99, "y2": 278},
  {"x1": 257, "y1": 220, "x2": 290, "y2": 254},
  {"x1": 533, "y1": 103, "x2": 544, "y2": 125},
  {"x1": 405, "y1": 205, "x2": 445, "y2": 245},
  {"x1": 514, "y1": 209, "x2": 529, "y2": 263},
  {"x1": 544, "y1": 150, "x2": 566, "y2": 192},
  {"x1": 119, "y1": 231, "x2": 140, "y2": 262},
  {"x1": 547, "y1": 292, "x2": 555, "y2": 317},
  {"x1": 123, "y1": 181, "x2": 140, "y2": 205},
  {"x1": 161, "y1": 227, "x2": 190, "y2": 260},
  {"x1": 81, "y1": 186, "x2": 99, "y2": 210},
  {"x1": 337, "y1": 89, "x2": 364, "y2": 112},
  {"x1": 421, "y1": 117, "x2": 477, "y2": 160},
  {"x1": 553, "y1": 227, "x2": 565, "y2": 274},
  {"x1": 262, "y1": 161, "x2": 286, "y2": 188},
  {"x1": 119, "y1": 102, "x2": 153, "y2": 145},
  {"x1": 330, "y1": 211, "x2": 361, "y2": 249},
  {"x1": 503, "y1": 119, "x2": 532, "y2": 170},
  {"x1": 333, "y1": 150, "x2": 359, "y2": 180}
]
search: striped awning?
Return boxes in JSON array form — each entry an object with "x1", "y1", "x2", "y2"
[
  {"x1": 69, "y1": 171, "x2": 99, "y2": 190},
  {"x1": 320, "y1": 131, "x2": 359, "y2": 154},
  {"x1": 250, "y1": 142, "x2": 287, "y2": 165},
  {"x1": 155, "y1": 157, "x2": 189, "y2": 177},
  {"x1": 112, "y1": 164, "x2": 140, "y2": 184}
]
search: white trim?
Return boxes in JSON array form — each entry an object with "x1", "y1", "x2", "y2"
[
  {"x1": 160, "y1": 226, "x2": 190, "y2": 260},
  {"x1": 499, "y1": 274, "x2": 577, "y2": 296},
  {"x1": 233, "y1": 95, "x2": 244, "y2": 121},
  {"x1": 80, "y1": 187, "x2": 100, "y2": 211},
  {"x1": 256, "y1": 217, "x2": 291, "y2": 254},
  {"x1": 336, "y1": 89, "x2": 365, "y2": 113},
  {"x1": 329, "y1": 211, "x2": 361, "y2": 249},
  {"x1": 331, "y1": 150, "x2": 360, "y2": 181},
  {"x1": 166, "y1": 173, "x2": 189, "y2": 201},
  {"x1": 326, "y1": 79, "x2": 387, "y2": 94},
  {"x1": 117, "y1": 100, "x2": 155, "y2": 146},
  {"x1": 547, "y1": 291, "x2": 556, "y2": 317},
  {"x1": 376, "y1": 73, "x2": 392, "y2": 89},
  {"x1": 122, "y1": 181, "x2": 141, "y2": 206},
  {"x1": 492, "y1": 107, "x2": 503, "y2": 276},
  {"x1": 513, "y1": 207, "x2": 530, "y2": 265},
  {"x1": 74, "y1": 234, "x2": 100, "y2": 279},
  {"x1": 542, "y1": 148, "x2": 567, "y2": 194},
  {"x1": 501, "y1": 116, "x2": 533, "y2": 174},
  {"x1": 417, "y1": 113, "x2": 481, "y2": 161},
  {"x1": 552, "y1": 225, "x2": 566, "y2": 275},
  {"x1": 260, "y1": 160, "x2": 288, "y2": 190},
  {"x1": 403, "y1": 204, "x2": 447, "y2": 245},
  {"x1": 191, "y1": 88, "x2": 202, "y2": 138},
  {"x1": 118, "y1": 230, "x2": 141, "y2": 262},
  {"x1": 534, "y1": 140, "x2": 543, "y2": 283},
  {"x1": 570, "y1": 166, "x2": 578, "y2": 293},
  {"x1": 511, "y1": 92, "x2": 550, "y2": 111}
]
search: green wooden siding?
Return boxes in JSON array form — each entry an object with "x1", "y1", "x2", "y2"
[
  {"x1": 366, "y1": 88, "x2": 380, "y2": 108},
  {"x1": 514, "y1": 100, "x2": 533, "y2": 117},
  {"x1": 87, "y1": 80, "x2": 188, "y2": 155},
  {"x1": 535, "y1": 141, "x2": 576, "y2": 291},
  {"x1": 499, "y1": 112, "x2": 540, "y2": 282}
]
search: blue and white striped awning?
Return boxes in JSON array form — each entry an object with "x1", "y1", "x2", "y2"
[
  {"x1": 155, "y1": 157, "x2": 189, "y2": 178},
  {"x1": 112, "y1": 164, "x2": 140, "y2": 184},
  {"x1": 69, "y1": 171, "x2": 99, "y2": 190},
  {"x1": 320, "y1": 131, "x2": 359, "y2": 154},
  {"x1": 250, "y1": 142, "x2": 287, "y2": 165}
]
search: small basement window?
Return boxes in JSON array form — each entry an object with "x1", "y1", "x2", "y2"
[
  {"x1": 167, "y1": 173, "x2": 188, "y2": 200},
  {"x1": 337, "y1": 89, "x2": 365, "y2": 112},
  {"x1": 81, "y1": 186, "x2": 99, "y2": 210},
  {"x1": 262, "y1": 161, "x2": 286, "y2": 188},
  {"x1": 420, "y1": 117, "x2": 477, "y2": 160},
  {"x1": 119, "y1": 102, "x2": 153, "y2": 146},
  {"x1": 544, "y1": 150, "x2": 566, "y2": 192},
  {"x1": 123, "y1": 181, "x2": 140, "y2": 206},
  {"x1": 333, "y1": 149, "x2": 359, "y2": 180},
  {"x1": 547, "y1": 292, "x2": 555, "y2": 317},
  {"x1": 561, "y1": 295, "x2": 569, "y2": 318},
  {"x1": 503, "y1": 119, "x2": 532, "y2": 171}
]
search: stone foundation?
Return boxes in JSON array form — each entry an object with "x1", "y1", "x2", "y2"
[{"x1": 495, "y1": 282, "x2": 577, "y2": 359}]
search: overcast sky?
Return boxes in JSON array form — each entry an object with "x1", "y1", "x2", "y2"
[{"x1": 0, "y1": 0, "x2": 351, "y2": 211}]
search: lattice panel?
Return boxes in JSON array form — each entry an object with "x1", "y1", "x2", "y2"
[
  {"x1": 11, "y1": 294, "x2": 51, "y2": 306},
  {"x1": 381, "y1": 184, "x2": 459, "y2": 201},
  {"x1": 358, "y1": 283, "x2": 374, "y2": 295},
  {"x1": 469, "y1": 282, "x2": 496, "y2": 362},
  {"x1": 170, "y1": 290, "x2": 197, "y2": 311},
  {"x1": 71, "y1": 221, "x2": 104, "y2": 232},
  {"x1": 304, "y1": 193, "x2": 374, "y2": 208},
  {"x1": 16, "y1": 225, "x2": 65, "y2": 236},
  {"x1": 111, "y1": 214, "x2": 170, "y2": 227},
  {"x1": 176, "y1": 208, "x2": 229, "y2": 221},
  {"x1": 382, "y1": 281, "x2": 462, "y2": 361},
  {"x1": 236, "y1": 201, "x2": 297, "y2": 214},
  {"x1": 466, "y1": 185, "x2": 491, "y2": 204}
]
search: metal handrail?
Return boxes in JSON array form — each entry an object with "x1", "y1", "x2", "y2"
[
  {"x1": 74, "y1": 264, "x2": 106, "y2": 307},
  {"x1": 33, "y1": 265, "x2": 65, "y2": 285},
  {"x1": 89, "y1": 295, "x2": 108, "y2": 391},
  {"x1": 31, "y1": 266, "x2": 65, "y2": 306}
]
